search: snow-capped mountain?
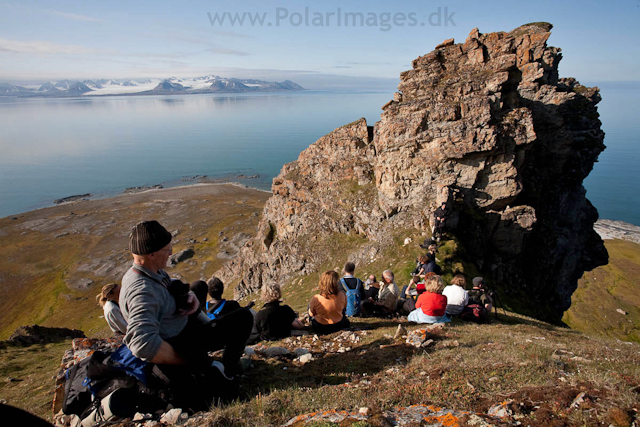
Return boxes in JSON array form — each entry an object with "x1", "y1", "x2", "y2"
[{"x1": 0, "y1": 75, "x2": 305, "y2": 97}]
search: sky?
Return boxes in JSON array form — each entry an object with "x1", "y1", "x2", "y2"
[{"x1": 1, "y1": 0, "x2": 639, "y2": 90}]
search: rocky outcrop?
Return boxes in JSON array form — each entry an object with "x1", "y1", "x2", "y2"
[
  {"x1": 215, "y1": 23, "x2": 607, "y2": 323},
  {"x1": 4, "y1": 325, "x2": 85, "y2": 347}
]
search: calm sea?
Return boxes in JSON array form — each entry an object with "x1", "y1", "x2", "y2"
[{"x1": 0, "y1": 88, "x2": 637, "y2": 225}]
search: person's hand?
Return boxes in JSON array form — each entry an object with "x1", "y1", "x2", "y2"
[{"x1": 178, "y1": 291, "x2": 200, "y2": 316}]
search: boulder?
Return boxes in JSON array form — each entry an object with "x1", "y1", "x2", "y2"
[
  {"x1": 167, "y1": 248, "x2": 195, "y2": 267},
  {"x1": 6, "y1": 325, "x2": 85, "y2": 346},
  {"x1": 260, "y1": 346, "x2": 291, "y2": 357}
]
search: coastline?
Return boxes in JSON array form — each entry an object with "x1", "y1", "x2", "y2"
[
  {"x1": 2, "y1": 180, "x2": 272, "y2": 221},
  {"x1": 594, "y1": 219, "x2": 640, "y2": 244},
  {"x1": 4, "y1": 184, "x2": 639, "y2": 245}
]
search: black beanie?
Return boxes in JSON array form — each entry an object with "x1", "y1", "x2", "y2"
[{"x1": 129, "y1": 220, "x2": 172, "y2": 255}]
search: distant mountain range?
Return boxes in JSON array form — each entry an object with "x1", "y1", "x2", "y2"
[{"x1": 0, "y1": 75, "x2": 305, "y2": 97}]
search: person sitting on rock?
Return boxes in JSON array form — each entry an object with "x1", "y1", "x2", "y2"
[
  {"x1": 308, "y1": 270, "x2": 350, "y2": 335},
  {"x1": 407, "y1": 274, "x2": 451, "y2": 324},
  {"x1": 120, "y1": 220, "x2": 253, "y2": 380},
  {"x1": 248, "y1": 283, "x2": 304, "y2": 344},
  {"x1": 460, "y1": 277, "x2": 494, "y2": 323},
  {"x1": 363, "y1": 275, "x2": 379, "y2": 301},
  {"x1": 425, "y1": 253, "x2": 442, "y2": 275},
  {"x1": 427, "y1": 243, "x2": 439, "y2": 262},
  {"x1": 340, "y1": 262, "x2": 365, "y2": 317},
  {"x1": 399, "y1": 275, "x2": 421, "y2": 314},
  {"x1": 413, "y1": 255, "x2": 430, "y2": 277},
  {"x1": 442, "y1": 273, "x2": 469, "y2": 316},
  {"x1": 362, "y1": 270, "x2": 399, "y2": 317},
  {"x1": 416, "y1": 272, "x2": 436, "y2": 295},
  {"x1": 204, "y1": 276, "x2": 241, "y2": 319},
  {"x1": 96, "y1": 283, "x2": 127, "y2": 335}
]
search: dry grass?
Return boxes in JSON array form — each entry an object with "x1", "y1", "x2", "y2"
[
  {"x1": 0, "y1": 340, "x2": 71, "y2": 419},
  {"x1": 197, "y1": 315, "x2": 640, "y2": 426}
]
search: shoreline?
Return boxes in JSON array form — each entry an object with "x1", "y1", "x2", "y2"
[
  {"x1": 2, "y1": 180, "x2": 272, "y2": 220},
  {"x1": 594, "y1": 219, "x2": 640, "y2": 244},
  {"x1": 3, "y1": 184, "x2": 639, "y2": 245},
  {"x1": 2, "y1": 181, "x2": 271, "y2": 221}
]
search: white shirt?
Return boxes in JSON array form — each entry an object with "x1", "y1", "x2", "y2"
[
  {"x1": 103, "y1": 300, "x2": 128, "y2": 334},
  {"x1": 442, "y1": 285, "x2": 469, "y2": 315}
]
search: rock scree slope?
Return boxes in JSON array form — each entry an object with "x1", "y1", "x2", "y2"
[{"x1": 215, "y1": 23, "x2": 607, "y2": 323}]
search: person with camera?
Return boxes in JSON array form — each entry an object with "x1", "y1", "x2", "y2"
[{"x1": 120, "y1": 220, "x2": 253, "y2": 378}]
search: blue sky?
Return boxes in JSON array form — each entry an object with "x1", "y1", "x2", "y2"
[{"x1": 1, "y1": 0, "x2": 639, "y2": 89}]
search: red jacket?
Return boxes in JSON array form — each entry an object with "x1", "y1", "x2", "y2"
[{"x1": 416, "y1": 292, "x2": 447, "y2": 317}]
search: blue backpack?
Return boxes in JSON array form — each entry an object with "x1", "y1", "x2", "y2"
[
  {"x1": 206, "y1": 300, "x2": 226, "y2": 320},
  {"x1": 340, "y1": 278, "x2": 362, "y2": 317}
]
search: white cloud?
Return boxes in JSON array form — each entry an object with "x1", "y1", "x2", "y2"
[
  {"x1": 44, "y1": 9, "x2": 102, "y2": 22},
  {"x1": 0, "y1": 38, "x2": 97, "y2": 55}
]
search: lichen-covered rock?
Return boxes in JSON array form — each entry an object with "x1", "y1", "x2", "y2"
[{"x1": 215, "y1": 23, "x2": 607, "y2": 323}]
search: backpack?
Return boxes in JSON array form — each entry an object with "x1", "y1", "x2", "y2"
[
  {"x1": 62, "y1": 346, "x2": 170, "y2": 422},
  {"x1": 460, "y1": 304, "x2": 487, "y2": 323},
  {"x1": 340, "y1": 278, "x2": 362, "y2": 317},
  {"x1": 206, "y1": 300, "x2": 227, "y2": 320},
  {"x1": 109, "y1": 344, "x2": 150, "y2": 385},
  {"x1": 62, "y1": 351, "x2": 108, "y2": 416}
]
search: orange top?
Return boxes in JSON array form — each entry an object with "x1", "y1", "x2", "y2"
[{"x1": 308, "y1": 292, "x2": 346, "y2": 325}]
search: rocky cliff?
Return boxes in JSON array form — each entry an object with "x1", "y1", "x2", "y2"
[{"x1": 215, "y1": 23, "x2": 608, "y2": 323}]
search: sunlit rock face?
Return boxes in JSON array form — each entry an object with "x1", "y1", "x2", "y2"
[{"x1": 216, "y1": 23, "x2": 607, "y2": 323}]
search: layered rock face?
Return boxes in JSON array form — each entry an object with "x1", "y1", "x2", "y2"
[{"x1": 215, "y1": 23, "x2": 607, "y2": 322}]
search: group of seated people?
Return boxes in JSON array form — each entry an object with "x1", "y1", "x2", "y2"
[
  {"x1": 335, "y1": 251, "x2": 494, "y2": 324},
  {"x1": 97, "y1": 267, "x2": 356, "y2": 348},
  {"x1": 96, "y1": 223, "x2": 494, "y2": 357},
  {"x1": 403, "y1": 273, "x2": 493, "y2": 324},
  {"x1": 97, "y1": 266, "x2": 494, "y2": 350},
  {"x1": 85, "y1": 219, "x2": 498, "y2": 422}
]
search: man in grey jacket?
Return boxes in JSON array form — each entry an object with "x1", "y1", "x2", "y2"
[{"x1": 120, "y1": 220, "x2": 253, "y2": 376}]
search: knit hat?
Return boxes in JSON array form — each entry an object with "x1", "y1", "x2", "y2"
[
  {"x1": 472, "y1": 277, "x2": 485, "y2": 287},
  {"x1": 129, "y1": 220, "x2": 172, "y2": 255}
]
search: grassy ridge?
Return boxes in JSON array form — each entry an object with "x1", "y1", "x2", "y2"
[
  {"x1": 0, "y1": 340, "x2": 72, "y2": 418},
  {"x1": 201, "y1": 316, "x2": 640, "y2": 426},
  {"x1": 0, "y1": 185, "x2": 269, "y2": 339},
  {"x1": 564, "y1": 239, "x2": 640, "y2": 343}
]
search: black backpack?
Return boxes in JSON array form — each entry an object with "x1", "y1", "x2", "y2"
[
  {"x1": 62, "y1": 351, "x2": 110, "y2": 416},
  {"x1": 62, "y1": 349, "x2": 169, "y2": 420}
]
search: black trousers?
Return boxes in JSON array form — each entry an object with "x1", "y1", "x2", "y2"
[
  {"x1": 311, "y1": 316, "x2": 350, "y2": 335},
  {"x1": 166, "y1": 307, "x2": 253, "y2": 375}
]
